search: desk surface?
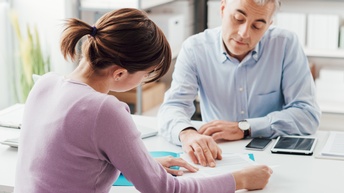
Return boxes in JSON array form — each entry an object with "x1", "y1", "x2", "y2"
[{"x1": 1, "y1": 115, "x2": 344, "y2": 193}]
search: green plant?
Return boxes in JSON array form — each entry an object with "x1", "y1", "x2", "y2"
[{"x1": 10, "y1": 11, "x2": 50, "y2": 102}]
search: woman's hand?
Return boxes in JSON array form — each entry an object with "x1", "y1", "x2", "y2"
[
  {"x1": 232, "y1": 165, "x2": 273, "y2": 190},
  {"x1": 155, "y1": 156, "x2": 199, "y2": 176}
]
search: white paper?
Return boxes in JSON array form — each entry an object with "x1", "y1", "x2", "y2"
[
  {"x1": 178, "y1": 153, "x2": 256, "y2": 178},
  {"x1": 321, "y1": 132, "x2": 344, "y2": 157},
  {"x1": 0, "y1": 104, "x2": 24, "y2": 128}
]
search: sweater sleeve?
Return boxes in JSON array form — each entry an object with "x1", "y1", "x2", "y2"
[{"x1": 93, "y1": 96, "x2": 236, "y2": 193}]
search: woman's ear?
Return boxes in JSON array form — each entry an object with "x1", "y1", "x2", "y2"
[{"x1": 112, "y1": 68, "x2": 128, "y2": 81}]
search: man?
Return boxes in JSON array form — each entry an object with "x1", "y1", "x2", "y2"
[{"x1": 158, "y1": 0, "x2": 321, "y2": 167}]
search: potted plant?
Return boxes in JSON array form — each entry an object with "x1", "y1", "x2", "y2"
[{"x1": 10, "y1": 11, "x2": 50, "y2": 102}]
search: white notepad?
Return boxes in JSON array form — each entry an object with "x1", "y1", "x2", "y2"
[
  {"x1": 0, "y1": 103, "x2": 24, "y2": 129},
  {"x1": 321, "y1": 131, "x2": 344, "y2": 157},
  {"x1": 136, "y1": 124, "x2": 158, "y2": 139}
]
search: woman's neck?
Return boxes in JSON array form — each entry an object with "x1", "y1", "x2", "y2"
[{"x1": 67, "y1": 59, "x2": 110, "y2": 94}]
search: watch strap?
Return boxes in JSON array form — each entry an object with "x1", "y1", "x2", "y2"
[{"x1": 243, "y1": 129, "x2": 250, "y2": 139}]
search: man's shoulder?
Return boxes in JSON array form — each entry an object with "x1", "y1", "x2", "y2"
[
  {"x1": 264, "y1": 26, "x2": 297, "y2": 41},
  {"x1": 185, "y1": 27, "x2": 221, "y2": 46}
]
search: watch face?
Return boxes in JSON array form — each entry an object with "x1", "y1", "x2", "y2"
[{"x1": 239, "y1": 121, "x2": 250, "y2": 131}]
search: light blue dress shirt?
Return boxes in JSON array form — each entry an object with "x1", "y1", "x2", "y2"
[{"x1": 158, "y1": 26, "x2": 321, "y2": 145}]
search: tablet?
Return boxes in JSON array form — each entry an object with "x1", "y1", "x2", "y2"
[{"x1": 270, "y1": 136, "x2": 317, "y2": 155}]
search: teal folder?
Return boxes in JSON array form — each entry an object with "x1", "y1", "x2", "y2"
[
  {"x1": 248, "y1": 153, "x2": 255, "y2": 161},
  {"x1": 113, "y1": 152, "x2": 254, "y2": 186},
  {"x1": 113, "y1": 151, "x2": 180, "y2": 186}
]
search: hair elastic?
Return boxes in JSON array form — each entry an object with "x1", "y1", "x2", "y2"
[{"x1": 91, "y1": 26, "x2": 97, "y2": 37}]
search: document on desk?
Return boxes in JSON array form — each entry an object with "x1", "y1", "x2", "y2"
[
  {"x1": 321, "y1": 131, "x2": 344, "y2": 157},
  {"x1": 0, "y1": 185, "x2": 14, "y2": 193},
  {"x1": 179, "y1": 153, "x2": 257, "y2": 178},
  {"x1": 0, "y1": 103, "x2": 24, "y2": 129}
]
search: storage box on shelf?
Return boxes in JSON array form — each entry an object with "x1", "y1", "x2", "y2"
[
  {"x1": 277, "y1": 0, "x2": 344, "y2": 59},
  {"x1": 148, "y1": 13, "x2": 184, "y2": 56},
  {"x1": 315, "y1": 68, "x2": 344, "y2": 114},
  {"x1": 207, "y1": 0, "x2": 221, "y2": 29},
  {"x1": 108, "y1": 82, "x2": 166, "y2": 113},
  {"x1": 147, "y1": 0, "x2": 195, "y2": 57}
]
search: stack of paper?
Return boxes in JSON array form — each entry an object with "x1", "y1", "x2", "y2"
[
  {"x1": 321, "y1": 132, "x2": 344, "y2": 157},
  {"x1": 179, "y1": 153, "x2": 256, "y2": 178},
  {"x1": 0, "y1": 103, "x2": 24, "y2": 129}
]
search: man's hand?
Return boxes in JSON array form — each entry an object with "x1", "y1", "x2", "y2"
[
  {"x1": 198, "y1": 120, "x2": 244, "y2": 141},
  {"x1": 179, "y1": 129, "x2": 222, "y2": 167},
  {"x1": 155, "y1": 156, "x2": 199, "y2": 176},
  {"x1": 232, "y1": 165, "x2": 273, "y2": 190}
]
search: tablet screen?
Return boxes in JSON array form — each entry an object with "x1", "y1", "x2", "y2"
[
  {"x1": 274, "y1": 137, "x2": 315, "y2": 150},
  {"x1": 271, "y1": 136, "x2": 317, "y2": 155}
]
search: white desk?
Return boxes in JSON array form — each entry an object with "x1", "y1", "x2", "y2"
[{"x1": 1, "y1": 115, "x2": 344, "y2": 193}]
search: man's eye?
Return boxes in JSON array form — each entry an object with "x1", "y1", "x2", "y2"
[
  {"x1": 235, "y1": 17, "x2": 244, "y2": 22},
  {"x1": 253, "y1": 23, "x2": 264, "y2": 30},
  {"x1": 234, "y1": 14, "x2": 244, "y2": 22}
]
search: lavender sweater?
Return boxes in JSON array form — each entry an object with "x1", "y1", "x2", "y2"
[{"x1": 14, "y1": 73, "x2": 236, "y2": 193}]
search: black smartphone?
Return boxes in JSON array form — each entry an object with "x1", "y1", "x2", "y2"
[{"x1": 245, "y1": 138, "x2": 272, "y2": 150}]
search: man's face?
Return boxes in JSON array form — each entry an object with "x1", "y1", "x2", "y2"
[{"x1": 221, "y1": 0, "x2": 274, "y2": 61}]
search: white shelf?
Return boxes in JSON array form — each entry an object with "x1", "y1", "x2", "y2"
[
  {"x1": 318, "y1": 100, "x2": 344, "y2": 114},
  {"x1": 80, "y1": 0, "x2": 175, "y2": 11},
  {"x1": 304, "y1": 48, "x2": 344, "y2": 59}
]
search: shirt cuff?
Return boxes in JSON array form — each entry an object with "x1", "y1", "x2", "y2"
[
  {"x1": 247, "y1": 116, "x2": 271, "y2": 138},
  {"x1": 172, "y1": 122, "x2": 197, "y2": 146}
]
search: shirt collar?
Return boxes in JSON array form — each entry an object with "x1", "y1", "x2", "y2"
[{"x1": 219, "y1": 31, "x2": 260, "y2": 63}]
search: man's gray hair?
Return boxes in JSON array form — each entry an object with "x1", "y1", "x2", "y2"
[
  {"x1": 225, "y1": 0, "x2": 281, "y2": 15},
  {"x1": 253, "y1": 0, "x2": 281, "y2": 15}
]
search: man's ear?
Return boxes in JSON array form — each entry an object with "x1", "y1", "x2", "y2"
[
  {"x1": 220, "y1": 0, "x2": 226, "y2": 18},
  {"x1": 112, "y1": 68, "x2": 128, "y2": 81}
]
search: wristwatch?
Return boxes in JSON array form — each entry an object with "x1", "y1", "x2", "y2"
[{"x1": 238, "y1": 120, "x2": 250, "y2": 139}]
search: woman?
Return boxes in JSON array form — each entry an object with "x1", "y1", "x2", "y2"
[{"x1": 14, "y1": 8, "x2": 272, "y2": 193}]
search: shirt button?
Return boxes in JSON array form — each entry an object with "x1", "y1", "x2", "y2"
[
  {"x1": 241, "y1": 111, "x2": 245, "y2": 114},
  {"x1": 239, "y1": 88, "x2": 243, "y2": 92}
]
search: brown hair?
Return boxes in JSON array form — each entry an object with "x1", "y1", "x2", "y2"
[{"x1": 60, "y1": 8, "x2": 171, "y2": 83}]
